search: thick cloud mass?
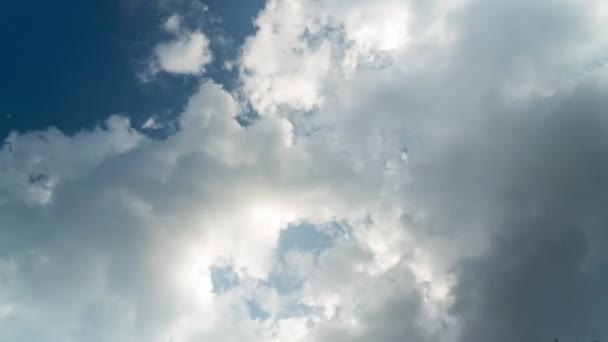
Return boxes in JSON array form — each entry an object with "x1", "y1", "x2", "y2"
[
  {"x1": 446, "y1": 87, "x2": 608, "y2": 342},
  {"x1": 2, "y1": 0, "x2": 608, "y2": 341}
]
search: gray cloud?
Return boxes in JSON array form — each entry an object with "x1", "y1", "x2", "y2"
[{"x1": 447, "y1": 85, "x2": 608, "y2": 342}]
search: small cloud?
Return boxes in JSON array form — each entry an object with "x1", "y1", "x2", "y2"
[
  {"x1": 146, "y1": 14, "x2": 213, "y2": 77},
  {"x1": 163, "y1": 14, "x2": 181, "y2": 34},
  {"x1": 223, "y1": 59, "x2": 236, "y2": 71},
  {"x1": 141, "y1": 116, "x2": 163, "y2": 130},
  {"x1": 153, "y1": 30, "x2": 212, "y2": 75}
]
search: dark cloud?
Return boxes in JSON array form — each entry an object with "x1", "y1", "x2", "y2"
[{"x1": 447, "y1": 83, "x2": 608, "y2": 342}]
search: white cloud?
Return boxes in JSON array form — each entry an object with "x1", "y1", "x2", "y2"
[
  {"x1": 0, "y1": 81, "x2": 412, "y2": 341},
  {"x1": 149, "y1": 14, "x2": 212, "y2": 76},
  {"x1": 0, "y1": 116, "x2": 143, "y2": 206},
  {"x1": 154, "y1": 31, "x2": 212, "y2": 75},
  {"x1": 239, "y1": 0, "x2": 332, "y2": 116},
  {"x1": 163, "y1": 14, "x2": 181, "y2": 34},
  {"x1": 238, "y1": 0, "x2": 460, "y2": 115}
]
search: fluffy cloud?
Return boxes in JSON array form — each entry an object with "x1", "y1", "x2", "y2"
[
  {"x1": 151, "y1": 14, "x2": 212, "y2": 75},
  {"x1": 239, "y1": 0, "x2": 465, "y2": 115},
  {"x1": 3, "y1": 0, "x2": 608, "y2": 341},
  {"x1": 0, "y1": 80, "x2": 412, "y2": 341}
]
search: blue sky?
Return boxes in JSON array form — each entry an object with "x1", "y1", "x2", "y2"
[
  {"x1": 1, "y1": 1, "x2": 608, "y2": 341},
  {"x1": 0, "y1": 0, "x2": 264, "y2": 138}
]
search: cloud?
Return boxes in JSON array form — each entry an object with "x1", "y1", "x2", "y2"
[
  {"x1": 239, "y1": 0, "x2": 608, "y2": 341},
  {"x1": 239, "y1": 0, "x2": 332, "y2": 116},
  {"x1": 0, "y1": 80, "x2": 413, "y2": 341},
  {"x1": 238, "y1": 0, "x2": 459, "y2": 115},
  {"x1": 163, "y1": 14, "x2": 182, "y2": 34},
  {"x1": 447, "y1": 87, "x2": 608, "y2": 342},
  {"x1": 154, "y1": 31, "x2": 212, "y2": 75},
  {"x1": 3, "y1": 0, "x2": 608, "y2": 341},
  {"x1": 150, "y1": 14, "x2": 212, "y2": 76}
]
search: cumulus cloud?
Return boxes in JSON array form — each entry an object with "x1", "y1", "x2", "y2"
[
  {"x1": 0, "y1": 81, "x2": 411, "y2": 341},
  {"x1": 3, "y1": 0, "x2": 608, "y2": 341},
  {"x1": 150, "y1": 14, "x2": 212, "y2": 76}
]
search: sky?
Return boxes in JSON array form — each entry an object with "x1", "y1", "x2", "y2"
[{"x1": 1, "y1": 0, "x2": 608, "y2": 341}]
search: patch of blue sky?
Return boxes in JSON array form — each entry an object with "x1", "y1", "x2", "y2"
[
  {"x1": 246, "y1": 299, "x2": 271, "y2": 321},
  {"x1": 210, "y1": 263, "x2": 240, "y2": 294},
  {"x1": 275, "y1": 222, "x2": 336, "y2": 259},
  {"x1": 264, "y1": 222, "x2": 346, "y2": 295},
  {"x1": 210, "y1": 222, "x2": 346, "y2": 298}
]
